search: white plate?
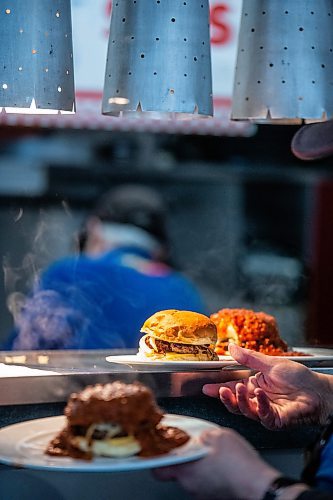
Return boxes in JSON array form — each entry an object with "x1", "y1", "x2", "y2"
[
  {"x1": 105, "y1": 354, "x2": 235, "y2": 370},
  {"x1": 291, "y1": 347, "x2": 333, "y2": 357},
  {"x1": 274, "y1": 347, "x2": 333, "y2": 366},
  {"x1": 0, "y1": 414, "x2": 218, "y2": 472},
  {"x1": 106, "y1": 348, "x2": 333, "y2": 370},
  {"x1": 220, "y1": 347, "x2": 333, "y2": 366}
]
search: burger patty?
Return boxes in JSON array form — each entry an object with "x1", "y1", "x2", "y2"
[{"x1": 145, "y1": 336, "x2": 215, "y2": 357}]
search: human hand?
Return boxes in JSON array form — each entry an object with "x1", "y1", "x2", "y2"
[
  {"x1": 154, "y1": 427, "x2": 280, "y2": 500},
  {"x1": 203, "y1": 344, "x2": 332, "y2": 429}
]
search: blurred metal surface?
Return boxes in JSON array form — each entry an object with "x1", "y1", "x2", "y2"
[
  {"x1": 0, "y1": 0, "x2": 75, "y2": 114},
  {"x1": 0, "y1": 370, "x2": 249, "y2": 405},
  {"x1": 1, "y1": 349, "x2": 333, "y2": 405},
  {"x1": 102, "y1": 0, "x2": 213, "y2": 118},
  {"x1": 231, "y1": 0, "x2": 333, "y2": 123},
  {"x1": 0, "y1": 349, "x2": 247, "y2": 404}
]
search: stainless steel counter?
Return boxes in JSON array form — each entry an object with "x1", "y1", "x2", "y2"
[
  {"x1": 1, "y1": 349, "x2": 333, "y2": 406},
  {"x1": 0, "y1": 349, "x2": 251, "y2": 405}
]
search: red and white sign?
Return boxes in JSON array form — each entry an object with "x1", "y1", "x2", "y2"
[{"x1": 1, "y1": 0, "x2": 254, "y2": 136}]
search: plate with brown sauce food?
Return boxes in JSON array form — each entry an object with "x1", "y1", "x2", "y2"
[
  {"x1": 210, "y1": 308, "x2": 333, "y2": 365},
  {"x1": 0, "y1": 381, "x2": 218, "y2": 472}
]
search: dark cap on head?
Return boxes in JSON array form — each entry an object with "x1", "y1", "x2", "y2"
[
  {"x1": 91, "y1": 184, "x2": 168, "y2": 247},
  {"x1": 291, "y1": 120, "x2": 333, "y2": 161}
]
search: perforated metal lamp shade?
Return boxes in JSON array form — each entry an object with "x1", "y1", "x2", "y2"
[
  {"x1": 102, "y1": 0, "x2": 213, "y2": 119},
  {"x1": 231, "y1": 0, "x2": 333, "y2": 124},
  {"x1": 0, "y1": 0, "x2": 75, "y2": 114}
]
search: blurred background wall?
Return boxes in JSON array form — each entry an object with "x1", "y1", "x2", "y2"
[
  {"x1": 1, "y1": 0, "x2": 333, "y2": 349},
  {"x1": 1, "y1": 124, "x2": 331, "y2": 349}
]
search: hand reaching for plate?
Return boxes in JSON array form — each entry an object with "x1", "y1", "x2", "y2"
[{"x1": 203, "y1": 344, "x2": 333, "y2": 430}]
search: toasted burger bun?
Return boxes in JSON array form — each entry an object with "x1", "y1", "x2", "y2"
[
  {"x1": 141, "y1": 309, "x2": 217, "y2": 345},
  {"x1": 138, "y1": 309, "x2": 218, "y2": 361}
]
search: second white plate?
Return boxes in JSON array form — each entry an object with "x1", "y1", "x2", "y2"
[
  {"x1": 106, "y1": 348, "x2": 333, "y2": 370},
  {"x1": 0, "y1": 414, "x2": 219, "y2": 472}
]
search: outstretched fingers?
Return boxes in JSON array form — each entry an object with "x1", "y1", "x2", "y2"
[
  {"x1": 255, "y1": 388, "x2": 279, "y2": 430},
  {"x1": 219, "y1": 386, "x2": 242, "y2": 414},
  {"x1": 218, "y1": 384, "x2": 281, "y2": 430},
  {"x1": 235, "y1": 383, "x2": 260, "y2": 421},
  {"x1": 203, "y1": 380, "x2": 239, "y2": 398},
  {"x1": 219, "y1": 383, "x2": 261, "y2": 421}
]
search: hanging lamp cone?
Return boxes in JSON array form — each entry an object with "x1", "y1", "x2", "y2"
[
  {"x1": 102, "y1": 0, "x2": 213, "y2": 119},
  {"x1": 231, "y1": 0, "x2": 333, "y2": 124},
  {"x1": 0, "y1": 0, "x2": 75, "y2": 114}
]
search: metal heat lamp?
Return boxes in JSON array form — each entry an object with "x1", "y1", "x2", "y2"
[
  {"x1": 102, "y1": 0, "x2": 213, "y2": 119},
  {"x1": 231, "y1": 0, "x2": 333, "y2": 124},
  {"x1": 0, "y1": 0, "x2": 75, "y2": 114}
]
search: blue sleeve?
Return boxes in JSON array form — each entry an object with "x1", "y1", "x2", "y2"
[
  {"x1": 316, "y1": 435, "x2": 333, "y2": 492},
  {"x1": 0, "y1": 328, "x2": 19, "y2": 350},
  {"x1": 8, "y1": 258, "x2": 126, "y2": 350},
  {"x1": 298, "y1": 490, "x2": 333, "y2": 499},
  {"x1": 7, "y1": 257, "x2": 209, "y2": 351}
]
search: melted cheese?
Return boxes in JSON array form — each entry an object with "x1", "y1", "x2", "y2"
[
  {"x1": 71, "y1": 435, "x2": 141, "y2": 458},
  {"x1": 85, "y1": 422, "x2": 122, "y2": 443}
]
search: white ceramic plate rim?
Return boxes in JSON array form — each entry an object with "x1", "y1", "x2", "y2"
[
  {"x1": 105, "y1": 354, "x2": 235, "y2": 369},
  {"x1": 0, "y1": 414, "x2": 218, "y2": 472},
  {"x1": 106, "y1": 348, "x2": 333, "y2": 369}
]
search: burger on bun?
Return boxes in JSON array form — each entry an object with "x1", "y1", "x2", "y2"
[{"x1": 138, "y1": 309, "x2": 218, "y2": 361}]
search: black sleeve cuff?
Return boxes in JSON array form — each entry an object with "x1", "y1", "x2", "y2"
[{"x1": 297, "y1": 490, "x2": 333, "y2": 500}]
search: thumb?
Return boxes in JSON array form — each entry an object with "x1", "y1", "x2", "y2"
[
  {"x1": 228, "y1": 343, "x2": 276, "y2": 372},
  {"x1": 199, "y1": 428, "x2": 225, "y2": 447}
]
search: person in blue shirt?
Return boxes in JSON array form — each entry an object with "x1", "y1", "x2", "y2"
[{"x1": 3, "y1": 185, "x2": 206, "y2": 350}]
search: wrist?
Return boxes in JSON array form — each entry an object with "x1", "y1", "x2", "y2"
[
  {"x1": 252, "y1": 470, "x2": 281, "y2": 500},
  {"x1": 262, "y1": 476, "x2": 309, "y2": 500}
]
